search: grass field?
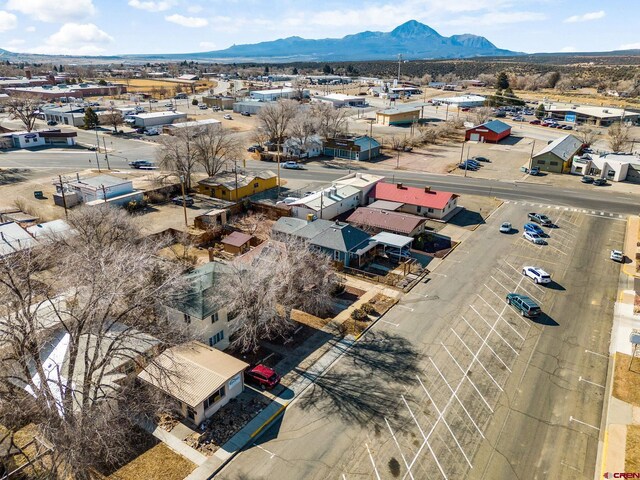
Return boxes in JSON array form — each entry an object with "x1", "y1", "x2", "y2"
[{"x1": 110, "y1": 78, "x2": 216, "y2": 97}]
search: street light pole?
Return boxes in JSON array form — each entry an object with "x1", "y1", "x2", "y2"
[{"x1": 179, "y1": 175, "x2": 188, "y2": 229}]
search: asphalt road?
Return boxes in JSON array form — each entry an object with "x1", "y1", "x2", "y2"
[{"x1": 217, "y1": 203, "x2": 622, "y2": 480}]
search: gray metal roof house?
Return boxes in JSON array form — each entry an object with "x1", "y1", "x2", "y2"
[{"x1": 531, "y1": 134, "x2": 583, "y2": 173}]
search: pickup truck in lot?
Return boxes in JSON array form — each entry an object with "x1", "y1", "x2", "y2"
[{"x1": 528, "y1": 212, "x2": 553, "y2": 226}]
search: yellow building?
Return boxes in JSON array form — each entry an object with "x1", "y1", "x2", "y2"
[
  {"x1": 376, "y1": 106, "x2": 421, "y2": 126},
  {"x1": 198, "y1": 170, "x2": 277, "y2": 200}
]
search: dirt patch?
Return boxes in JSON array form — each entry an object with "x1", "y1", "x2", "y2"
[
  {"x1": 158, "y1": 243, "x2": 211, "y2": 265},
  {"x1": 369, "y1": 293, "x2": 398, "y2": 315},
  {"x1": 613, "y1": 352, "x2": 640, "y2": 406},
  {"x1": 341, "y1": 317, "x2": 373, "y2": 337},
  {"x1": 291, "y1": 309, "x2": 332, "y2": 330},
  {"x1": 107, "y1": 443, "x2": 195, "y2": 480},
  {"x1": 185, "y1": 392, "x2": 271, "y2": 456},
  {"x1": 626, "y1": 425, "x2": 640, "y2": 473},
  {"x1": 635, "y1": 293, "x2": 640, "y2": 315}
]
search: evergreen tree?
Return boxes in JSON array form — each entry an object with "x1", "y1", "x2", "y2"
[
  {"x1": 535, "y1": 104, "x2": 546, "y2": 119},
  {"x1": 292, "y1": 67, "x2": 298, "y2": 75},
  {"x1": 83, "y1": 107, "x2": 99, "y2": 129},
  {"x1": 496, "y1": 72, "x2": 509, "y2": 90},
  {"x1": 322, "y1": 64, "x2": 332, "y2": 75}
]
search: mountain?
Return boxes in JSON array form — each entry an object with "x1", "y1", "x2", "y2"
[{"x1": 166, "y1": 20, "x2": 519, "y2": 62}]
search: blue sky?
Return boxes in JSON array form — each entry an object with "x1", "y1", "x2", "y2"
[{"x1": 0, "y1": 0, "x2": 637, "y2": 56}]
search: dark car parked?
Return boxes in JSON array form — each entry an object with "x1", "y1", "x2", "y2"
[
  {"x1": 171, "y1": 196, "x2": 194, "y2": 207},
  {"x1": 506, "y1": 293, "x2": 541, "y2": 317}
]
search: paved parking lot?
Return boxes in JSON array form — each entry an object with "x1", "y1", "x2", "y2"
[{"x1": 218, "y1": 201, "x2": 624, "y2": 480}]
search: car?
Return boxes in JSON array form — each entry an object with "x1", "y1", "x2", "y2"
[
  {"x1": 458, "y1": 162, "x2": 478, "y2": 171},
  {"x1": 461, "y1": 107, "x2": 470, "y2": 112},
  {"x1": 561, "y1": 125, "x2": 573, "y2": 130},
  {"x1": 529, "y1": 119, "x2": 541, "y2": 125},
  {"x1": 47, "y1": 120, "x2": 58, "y2": 126},
  {"x1": 506, "y1": 293, "x2": 542, "y2": 317},
  {"x1": 129, "y1": 160, "x2": 156, "y2": 169},
  {"x1": 581, "y1": 175, "x2": 594, "y2": 183},
  {"x1": 471, "y1": 156, "x2": 490, "y2": 163},
  {"x1": 240, "y1": 111, "x2": 251, "y2": 116},
  {"x1": 529, "y1": 166, "x2": 540, "y2": 176},
  {"x1": 223, "y1": 114, "x2": 233, "y2": 120},
  {"x1": 282, "y1": 161, "x2": 304, "y2": 169},
  {"x1": 145, "y1": 128, "x2": 159, "y2": 136},
  {"x1": 522, "y1": 266, "x2": 552, "y2": 284},
  {"x1": 245, "y1": 364, "x2": 281, "y2": 390},
  {"x1": 549, "y1": 124, "x2": 560, "y2": 128},
  {"x1": 171, "y1": 196, "x2": 194, "y2": 207},
  {"x1": 593, "y1": 178, "x2": 607, "y2": 186},
  {"x1": 513, "y1": 116, "x2": 525, "y2": 122},
  {"x1": 499, "y1": 222, "x2": 512, "y2": 233},
  {"x1": 135, "y1": 127, "x2": 146, "y2": 134},
  {"x1": 524, "y1": 222, "x2": 545, "y2": 235},
  {"x1": 198, "y1": 104, "x2": 208, "y2": 110},
  {"x1": 528, "y1": 212, "x2": 553, "y2": 226},
  {"x1": 495, "y1": 111, "x2": 507, "y2": 118},
  {"x1": 164, "y1": 103, "x2": 173, "y2": 107},
  {"x1": 149, "y1": 99, "x2": 158, "y2": 103},
  {"x1": 523, "y1": 231, "x2": 546, "y2": 245},
  {"x1": 464, "y1": 159, "x2": 480, "y2": 167},
  {"x1": 610, "y1": 250, "x2": 624, "y2": 262}
]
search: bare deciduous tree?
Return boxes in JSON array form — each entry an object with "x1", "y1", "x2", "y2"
[
  {"x1": 101, "y1": 109, "x2": 124, "y2": 133},
  {"x1": 6, "y1": 94, "x2": 42, "y2": 132},
  {"x1": 256, "y1": 99, "x2": 299, "y2": 160},
  {"x1": 607, "y1": 122, "x2": 631, "y2": 152},
  {"x1": 193, "y1": 125, "x2": 241, "y2": 177},
  {"x1": 156, "y1": 126, "x2": 199, "y2": 190},
  {"x1": 220, "y1": 240, "x2": 339, "y2": 352},
  {"x1": 309, "y1": 102, "x2": 349, "y2": 139},
  {"x1": 575, "y1": 126, "x2": 599, "y2": 146},
  {"x1": 0, "y1": 206, "x2": 192, "y2": 479},
  {"x1": 471, "y1": 107, "x2": 493, "y2": 126}
]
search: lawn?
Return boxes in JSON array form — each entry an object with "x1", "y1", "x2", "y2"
[
  {"x1": 613, "y1": 352, "x2": 640, "y2": 406},
  {"x1": 107, "y1": 443, "x2": 195, "y2": 480},
  {"x1": 626, "y1": 425, "x2": 640, "y2": 473}
]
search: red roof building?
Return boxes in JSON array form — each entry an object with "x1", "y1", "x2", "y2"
[
  {"x1": 464, "y1": 120, "x2": 511, "y2": 143},
  {"x1": 368, "y1": 182, "x2": 458, "y2": 220}
]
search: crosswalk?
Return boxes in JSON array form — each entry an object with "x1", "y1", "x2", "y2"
[{"x1": 502, "y1": 200, "x2": 626, "y2": 219}]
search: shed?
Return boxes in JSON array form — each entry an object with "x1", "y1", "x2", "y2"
[
  {"x1": 465, "y1": 120, "x2": 511, "y2": 143},
  {"x1": 221, "y1": 231, "x2": 252, "y2": 255}
]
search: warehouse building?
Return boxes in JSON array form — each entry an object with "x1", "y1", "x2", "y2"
[
  {"x1": 531, "y1": 134, "x2": 583, "y2": 174},
  {"x1": 6, "y1": 83, "x2": 127, "y2": 99},
  {"x1": 313, "y1": 93, "x2": 366, "y2": 108},
  {"x1": 376, "y1": 106, "x2": 420, "y2": 126},
  {"x1": 434, "y1": 94, "x2": 486, "y2": 108},
  {"x1": 163, "y1": 118, "x2": 221, "y2": 135},
  {"x1": 250, "y1": 87, "x2": 304, "y2": 101},
  {"x1": 232, "y1": 100, "x2": 267, "y2": 115},
  {"x1": 323, "y1": 135, "x2": 380, "y2": 161},
  {"x1": 544, "y1": 103, "x2": 640, "y2": 127},
  {"x1": 465, "y1": 120, "x2": 512, "y2": 143},
  {"x1": 131, "y1": 111, "x2": 187, "y2": 128}
]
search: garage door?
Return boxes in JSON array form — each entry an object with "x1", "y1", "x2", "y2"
[{"x1": 469, "y1": 133, "x2": 480, "y2": 141}]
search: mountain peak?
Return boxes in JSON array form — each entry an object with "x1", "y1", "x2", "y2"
[{"x1": 390, "y1": 20, "x2": 440, "y2": 38}]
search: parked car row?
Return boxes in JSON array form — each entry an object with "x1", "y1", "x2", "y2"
[{"x1": 581, "y1": 175, "x2": 607, "y2": 186}]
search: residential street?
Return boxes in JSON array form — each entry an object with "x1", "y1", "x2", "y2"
[{"x1": 218, "y1": 202, "x2": 622, "y2": 480}]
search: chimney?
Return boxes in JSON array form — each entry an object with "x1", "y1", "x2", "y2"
[
  {"x1": 424, "y1": 186, "x2": 431, "y2": 193},
  {"x1": 24, "y1": 68, "x2": 32, "y2": 80},
  {"x1": 76, "y1": 173, "x2": 80, "y2": 181},
  {"x1": 397, "y1": 183, "x2": 403, "y2": 189}
]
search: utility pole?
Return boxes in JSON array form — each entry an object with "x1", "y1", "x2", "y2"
[
  {"x1": 103, "y1": 138, "x2": 110, "y2": 170},
  {"x1": 445, "y1": 103, "x2": 450, "y2": 121},
  {"x1": 58, "y1": 175, "x2": 68, "y2": 218},
  {"x1": 234, "y1": 160, "x2": 239, "y2": 201},
  {"x1": 179, "y1": 175, "x2": 188, "y2": 229},
  {"x1": 529, "y1": 139, "x2": 536, "y2": 170},
  {"x1": 94, "y1": 148, "x2": 101, "y2": 172},
  {"x1": 101, "y1": 184, "x2": 108, "y2": 203},
  {"x1": 397, "y1": 54, "x2": 403, "y2": 83}
]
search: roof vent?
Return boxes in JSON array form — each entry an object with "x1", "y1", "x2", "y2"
[
  {"x1": 424, "y1": 186, "x2": 431, "y2": 193},
  {"x1": 397, "y1": 183, "x2": 403, "y2": 189}
]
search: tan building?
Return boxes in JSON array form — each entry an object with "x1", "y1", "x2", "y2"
[
  {"x1": 376, "y1": 106, "x2": 421, "y2": 126},
  {"x1": 138, "y1": 342, "x2": 248, "y2": 427}
]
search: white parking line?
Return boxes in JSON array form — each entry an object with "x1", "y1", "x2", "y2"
[
  {"x1": 450, "y1": 328, "x2": 503, "y2": 391},
  {"x1": 381, "y1": 320, "x2": 400, "y2": 327},
  {"x1": 585, "y1": 349, "x2": 608, "y2": 359},
  {"x1": 470, "y1": 305, "x2": 519, "y2": 356},
  {"x1": 544, "y1": 243, "x2": 569, "y2": 256},
  {"x1": 476, "y1": 296, "x2": 526, "y2": 341},
  {"x1": 579, "y1": 376, "x2": 605, "y2": 389},
  {"x1": 365, "y1": 443, "x2": 382, "y2": 480},
  {"x1": 397, "y1": 305, "x2": 415, "y2": 312},
  {"x1": 585, "y1": 214, "x2": 626, "y2": 221},
  {"x1": 461, "y1": 316, "x2": 511, "y2": 372},
  {"x1": 569, "y1": 416, "x2": 600, "y2": 431},
  {"x1": 424, "y1": 364, "x2": 484, "y2": 437},
  {"x1": 254, "y1": 444, "x2": 276, "y2": 458},
  {"x1": 401, "y1": 395, "x2": 450, "y2": 478},
  {"x1": 385, "y1": 417, "x2": 415, "y2": 480},
  {"x1": 441, "y1": 343, "x2": 494, "y2": 413}
]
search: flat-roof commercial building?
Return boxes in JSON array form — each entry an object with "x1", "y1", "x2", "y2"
[
  {"x1": 571, "y1": 153, "x2": 640, "y2": 183},
  {"x1": 6, "y1": 83, "x2": 127, "y2": 99},
  {"x1": 376, "y1": 106, "x2": 420, "y2": 126},
  {"x1": 232, "y1": 100, "x2": 267, "y2": 115},
  {"x1": 531, "y1": 134, "x2": 583, "y2": 174},
  {"x1": 324, "y1": 135, "x2": 380, "y2": 161},
  {"x1": 162, "y1": 118, "x2": 221, "y2": 134},
  {"x1": 435, "y1": 94, "x2": 486, "y2": 108},
  {"x1": 313, "y1": 93, "x2": 366, "y2": 108},
  {"x1": 544, "y1": 103, "x2": 640, "y2": 127},
  {"x1": 131, "y1": 111, "x2": 187, "y2": 128},
  {"x1": 250, "y1": 87, "x2": 304, "y2": 101}
]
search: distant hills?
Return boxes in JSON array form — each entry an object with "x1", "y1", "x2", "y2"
[{"x1": 159, "y1": 20, "x2": 520, "y2": 62}]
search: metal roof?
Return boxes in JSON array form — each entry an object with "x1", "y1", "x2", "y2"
[
  {"x1": 371, "y1": 231, "x2": 414, "y2": 249},
  {"x1": 290, "y1": 185, "x2": 361, "y2": 211},
  {"x1": 309, "y1": 222, "x2": 371, "y2": 253},
  {"x1": 0, "y1": 222, "x2": 38, "y2": 257},
  {"x1": 138, "y1": 342, "x2": 248, "y2": 408},
  {"x1": 533, "y1": 134, "x2": 583, "y2": 161},
  {"x1": 347, "y1": 207, "x2": 425, "y2": 235},
  {"x1": 472, "y1": 119, "x2": 511, "y2": 134},
  {"x1": 222, "y1": 231, "x2": 252, "y2": 248},
  {"x1": 70, "y1": 174, "x2": 130, "y2": 189}
]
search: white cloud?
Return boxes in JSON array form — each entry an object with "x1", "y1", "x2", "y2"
[
  {"x1": 165, "y1": 14, "x2": 208, "y2": 28},
  {"x1": 1, "y1": 38, "x2": 24, "y2": 50},
  {"x1": 199, "y1": 41, "x2": 216, "y2": 49},
  {"x1": 6, "y1": 0, "x2": 95, "y2": 23},
  {"x1": 29, "y1": 23, "x2": 113, "y2": 55},
  {"x1": 564, "y1": 11, "x2": 605, "y2": 23},
  {"x1": 619, "y1": 42, "x2": 640, "y2": 50},
  {"x1": 25, "y1": 26, "x2": 36, "y2": 32},
  {"x1": 0, "y1": 11, "x2": 17, "y2": 32},
  {"x1": 445, "y1": 11, "x2": 546, "y2": 27},
  {"x1": 128, "y1": 0, "x2": 175, "y2": 12},
  {"x1": 188, "y1": 5, "x2": 203, "y2": 14},
  {"x1": 560, "y1": 46, "x2": 576, "y2": 52}
]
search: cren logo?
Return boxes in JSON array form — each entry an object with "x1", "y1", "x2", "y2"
[{"x1": 604, "y1": 473, "x2": 640, "y2": 479}]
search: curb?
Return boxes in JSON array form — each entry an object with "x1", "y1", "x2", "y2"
[
  {"x1": 249, "y1": 402, "x2": 288, "y2": 440},
  {"x1": 596, "y1": 352, "x2": 617, "y2": 480}
]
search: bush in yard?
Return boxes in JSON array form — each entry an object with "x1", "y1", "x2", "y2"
[
  {"x1": 360, "y1": 303, "x2": 377, "y2": 315},
  {"x1": 350, "y1": 308, "x2": 368, "y2": 321}
]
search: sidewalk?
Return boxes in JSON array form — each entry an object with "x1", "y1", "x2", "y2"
[
  {"x1": 599, "y1": 216, "x2": 640, "y2": 478},
  {"x1": 184, "y1": 336, "x2": 356, "y2": 480}
]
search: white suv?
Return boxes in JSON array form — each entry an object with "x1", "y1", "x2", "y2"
[{"x1": 522, "y1": 266, "x2": 551, "y2": 284}]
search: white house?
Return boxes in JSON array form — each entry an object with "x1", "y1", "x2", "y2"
[
  {"x1": 290, "y1": 185, "x2": 361, "y2": 220},
  {"x1": 334, "y1": 172, "x2": 385, "y2": 205},
  {"x1": 138, "y1": 342, "x2": 248, "y2": 427},
  {"x1": 66, "y1": 174, "x2": 143, "y2": 206},
  {"x1": 283, "y1": 135, "x2": 323, "y2": 158},
  {"x1": 165, "y1": 262, "x2": 234, "y2": 350}
]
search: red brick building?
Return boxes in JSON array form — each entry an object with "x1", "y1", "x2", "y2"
[{"x1": 465, "y1": 120, "x2": 511, "y2": 143}]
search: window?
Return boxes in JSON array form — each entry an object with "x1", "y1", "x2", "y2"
[
  {"x1": 427, "y1": 208, "x2": 434, "y2": 213},
  {"x1": 211, "y1": 312, "x2": 219, "y2": 323},
  {"x1": 204, "y1": 386, "x2": 226, "y2": 410},
  {"x1": 254, "y1": 182, "x2": 259, "y2": 188},
  {"x1": 550, "y1": 161, "x2": 559, "y2": 166},
  {"x1": 186, "y1": 406, "x2": 196, "y2": 420},
  {"x1": 209, "y1": 331, "x2": 224, "y2": 346},
  {"x1": 416, "y1": 206, "x2": 422, "y2": 213},
  {"x1": 183, "y1": 313, "x2": 190, "y2": 325},
  {"x1": 25, "y1": 138, "x2": 30, "y2": 143},
  {"x1": 538, "y1": 160, "x2": 546, "y2": 165}
]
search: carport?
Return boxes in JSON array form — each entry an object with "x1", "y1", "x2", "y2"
[{"x1": 371, "y1": 232, "x2": 413, "y2": 260}]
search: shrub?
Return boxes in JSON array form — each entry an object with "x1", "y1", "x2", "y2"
[
  {"x1": 360, "y1": 303, "x2": 377, "y2": 315},
  {"x1": 350, "y1": 308, "x2": 368, "y2": 321}
]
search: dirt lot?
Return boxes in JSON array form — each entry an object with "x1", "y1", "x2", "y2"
[
  {"x1": 107, "y1": 443, "x2": 195, "y2": 480},
  {"x1": 114, "y1": 78, "x2": 216, "y2": 97}
]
